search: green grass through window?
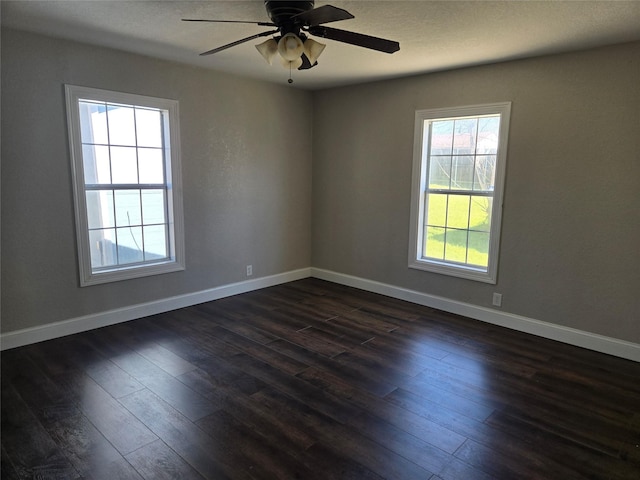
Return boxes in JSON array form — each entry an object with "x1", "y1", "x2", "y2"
[{"x1": 424, "y1": 192, "x2": 492, "y2": 268}]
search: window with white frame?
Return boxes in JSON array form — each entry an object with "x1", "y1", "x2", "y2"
[
  {"x1": 409, "y1": 103, "x2": 511, "y2": 283},
  {"x1": 65, "y1": 85, "x2": 185, "y2": 286}
]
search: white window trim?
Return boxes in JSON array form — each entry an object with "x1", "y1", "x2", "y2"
[
  {"x1": 408, "y1": 102, "x2": 511, "y2": 284},
  {"x1": 65, "y1": 85, "x2": 185, "y2": 286}
]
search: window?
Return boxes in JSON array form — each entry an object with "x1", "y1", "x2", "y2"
[
  {"x1": 66, "y1": 85, "x2": 185, "y2": 286},
  {"x1": 409, "y1": 103, "x2": 511, "y2": 283}
]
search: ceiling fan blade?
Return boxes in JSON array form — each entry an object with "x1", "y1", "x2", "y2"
[
  {"x1": 291, "y1": 5, "x2": 354, "y2": 27},
  {"x1": 182, "y1": 19, "x2": 275, "y2": 27},
  {"x1": 298, "y1": 54, "x2": 317, "y2": 70},
  {"x1": 199, "y1": 30, "x2": 279, "y2": 56},
  {"x1": 308, "y1": 26, "x2": 400, "y2": 53}
]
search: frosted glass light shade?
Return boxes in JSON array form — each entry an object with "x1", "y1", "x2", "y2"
[
  {"x1": 303, "y1": 38, "x2": 326, "y2": 65},
  {"x1": 256, "y1": 39, "x2": 278, "y2": 64},
  {"x1": 280, "y1": 57, "x2": 303, "y2": 70},
  {"x1": 278, "y1": 33, "x2": 304, "y2": 61}
]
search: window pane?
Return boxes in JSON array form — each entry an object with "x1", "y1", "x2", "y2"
[
  {"x1": 143, "y1": 225, "x2": 168, "y2": 260},
  {"x1": 107, "y1": 105, "x2": 136, "y2": 146},
  {"x1": 424, "y1": 226, "x2": 445, "y2": 260},
  {"x1": 117, "y1": 227, "x2": 143, "y2": 264},
  {"x1": 114, "y1": 190, "x2": 141, "y2": 227},
  {"x1": 82, "y1": 145, "x2": 111, "y2": 184},
  {"x1": 446, "y1": 195, "x2": 470, "y2": 229},
  {"x1": 141, "y1": 190, "x2": 166, "y2": 225},
  {"x1": 79, "y1": 101, "x2": 108, "y2": 145},
  {"x1": 477, "y1": 116, "x2": 500, "y2": 154},
  {"x1": 138, "y1": 148, "x2": 164, "y2": 184},
  {"x1": 470, "y1": 197, "x2": 492, "y2": 232},
  {"x1": 450, "y1": 155, "x2": 474, "y2": 190},
  {"x1": 86, "y1": 190, "x2": 115, "y2": 229},
  {"x1": 474, "y1": 154, "x2": 496, "y2": 191},
  {"x1": 110, "y1": 146, "x2": 138, "y2": 184},
  {"x1": 89, "y1": 228, "x2": 117, "y2": 268},
  {"x1": 467, "y1": 231, "x2": 490, "y2": 268},
  {"x1": 430, "y1": 120, "x2": 454, "y2": 155},
  {"x1": 428, "y1": 156, "x2": 451, "y2": 189},
  {"x1": 453, "y1": 118, "x2": 477, "y2": 154},
  {"x1": 136, "y1": 108, "x2": 163, "y2": 148},
  {"x1": 444, "y1": 228, "x2": 468, "y2": 263},
  {"x1": 426, "y1": 193, "x2": 447, "y2": 227}
]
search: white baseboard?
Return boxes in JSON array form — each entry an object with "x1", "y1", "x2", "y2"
[
  {"x1": 311, "y1": 268, "x2": 640, "y2": 362},
  {"x1": 3, "y1": 266, "x2": 638, "y2": 362},
  {"x1": 0, "y1": 268, "x2": 311, "y2": 351}
]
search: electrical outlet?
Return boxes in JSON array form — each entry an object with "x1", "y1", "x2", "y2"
[
  {"x1": 492, "y1": 292, "x2": 502, "y2": 307},
  {"x1": 246, "y1": 265, "x2": 253, "y2": 276}
]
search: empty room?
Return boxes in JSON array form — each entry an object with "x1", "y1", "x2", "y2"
[{"x1": 1, "y1": 1, "x2": 639, "y2": 479}]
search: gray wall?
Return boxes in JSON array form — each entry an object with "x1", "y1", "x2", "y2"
[
  {"x1": 1, "y1": 28, "x2": 312, "y2": 333},
  {"x1": 312, "y1": 42, "x2": 640, "y2": 343},
  {"x1": 2, "y1": 27, "x2": 638, "y2": 346}
]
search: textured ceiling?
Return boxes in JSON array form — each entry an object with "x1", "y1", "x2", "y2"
[{"x1": 3, "y1": 0, "x2": 640, "y2": 90}]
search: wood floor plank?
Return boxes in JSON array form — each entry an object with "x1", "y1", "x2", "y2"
[
  {"x1": 397, "y1": 374, "x2": 496, "y2": 423},
  {"x1": 227, "y1": 352, "x2": 362, "y2": 425},
  {"x1": 1, "y1": 383, "x2": 81, "y2": 479},
  {"x1": 20, "y1": 335, "x2": 105, "y2": 378},
  {"x1": 108, "y1": 348, "x2": 219, "y2": 422},
  {"x1": 1, "y1": 444, "x2": 21, "y2": 480},
  {"x1": 179, "y1": 358, "x2": 266, "y2": 399},
  {"x1": 251, "y1": 386, "x2": 435, "y2": 480},
  {"x1": 185, "y1": 368, "x2": 317, "y2": 451},
  {"x1": 1, "y1": 349, "x2": 80, "y2": 427},
  {"x1": 118, "y1": 388, "x2": 243, "y2": 480},
  {"x1": 297, "y1": 366, "x2": 467, "y2": 455},
  {"x1": 487, "y1": 409, "x2": 640, "y2": 480},
  {"x1": 124, "y1": 439, "x2": 206, "y2": 480},
  {"x1": 47, "y1": 413, "x2": 144, "y2": 479},
  {"x1": 499, "y1": 397, "x2": 639, "y2": 459},
  {"x1": 267, "y1": 338, "x2": 410, "y2": 398},
  {"x1": 236, "y1": 312, "x2": 348, "y2": 358},
  {"x1": 84, "y1": 359, "x2": 146, "y2": 399},
  {"x1": 135, "y1": 343, "x2": 198, "y2": 377},
  {"x1": 203, "y1": 324, "x2": 311, "y2": 376},
  {"x1": 436, "y1": 457, "x2": 497, "y2": 480},
  {"x1": 347, "y1": 409, "x2": 453, "y2": 474},
  {"x1": 354, "y1": 331, "x2": 451, "y2": 374},
  {"x1": 135, "y1": 315, "x2": 221, "y2": 364},
  {"x1": 196, "y1": 409, "x2": 321, "y2": 480},
  {"x1": 191, "y1": 304, "x2": 281, "y2": 345},
  {"x1": 301, "y1": 442, "x2": 385, "y2": 480},
  {"x1": 385, "y1": 386, "x2": 518, "y2": 449},
  {"x1": 55, "y1": 371, "x2": 158, "y2": 456},
  {"x1": 452, "y1": 437, "x2": 589, "y2": 480}
]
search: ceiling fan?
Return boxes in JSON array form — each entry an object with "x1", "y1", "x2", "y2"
[{"x1": 183, "y1": 1, "x2": 400, "y2": 77}]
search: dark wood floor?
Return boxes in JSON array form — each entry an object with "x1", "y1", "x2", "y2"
[{"x1": 2, "y1": 278, "x2": 640, "y2": 479}]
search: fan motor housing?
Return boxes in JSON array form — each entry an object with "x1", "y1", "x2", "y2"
[{"x1": 265, "y1": 1, "x2": 314, "y2": 31}]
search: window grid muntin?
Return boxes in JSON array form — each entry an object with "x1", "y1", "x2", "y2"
[
  {"x1": 423, "y1": 189, "x2": 494, "y2": 263},
  {"x1": 79, "y1": 100, "x2": 171, "y2": 272},
  {"x1": 423, "y1": 113, "x2": 500, "y2": 270},
  {"x1": 85, "y1": 184, "x2": 170, "y2": 271}
]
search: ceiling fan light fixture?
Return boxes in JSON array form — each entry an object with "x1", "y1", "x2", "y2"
[
  {"x1": 255, "y1": 38, "x2": 278, "y2": 64},
  {"x1": 303, "y1": 38, "x2": 326, "y2": 65},
  {"x1": 278, "y1": 32, "x2": 304, "y2": 61}
]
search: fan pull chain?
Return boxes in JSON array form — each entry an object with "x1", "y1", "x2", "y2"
[{"x1": 288, "y1": 62, "x2": 294, "y2": 84}]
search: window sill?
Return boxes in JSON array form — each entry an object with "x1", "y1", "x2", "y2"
[
  {"x1": 80, "y1": 260, "x2": 185, "y2": 287},
  {"x1": 409, "y1": 259, "x2": 496, "y2": 284}
]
